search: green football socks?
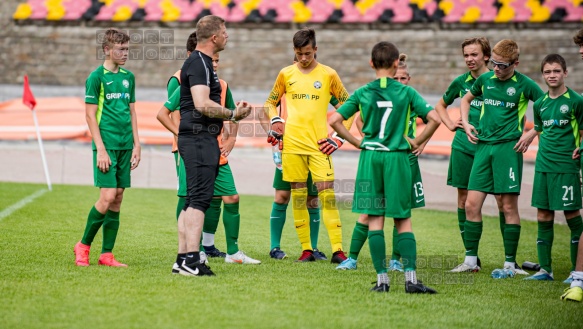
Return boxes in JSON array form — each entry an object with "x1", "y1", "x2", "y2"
[
  {"x1": 537, "y1": 221, "x2": 554, "y2": 273},
  {"x1": 102, "y1": 210, "x2": 120, "y2": 253},
  {"x1": 349, "y1": 222, "x2": 369, "y2": 260},
  {"x1": 503, "y1": 224, "x2": 521, "y2": 263},
  {"x1": 457, "y1": 208, "x2": 466, "y2": 247},
  {"x1": 81, "y1": 206, "x2": 105, "y2": 246},
  {"x1": 308, "y1": 207, "x2": 320, "y2": 249},
  {"x1": 223, "y1": 202, "x2": 240, "y2": 255},
  {"x1": 567, "y1": 215, "x2": 583, "y2": 271},
  {"x1": 464, "y1": 220, "x2": 483, "y2": 257},
  {"x1": 397, "y1": 232, "x2": 417, "y2": 271},
  {"x1": 269, "y1": 202, "x2": 288, "y2": 250},
  {"x1": 391, "y1": 225, "x2": 401, "y2": 260},
  {"x1": 368, "y1": 230, "x2": 386, "y2": 274}
]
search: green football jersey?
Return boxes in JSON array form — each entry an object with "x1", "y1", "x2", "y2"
[
  {"x1": 533, "y1": 87, "x2": 583, "y2": 173},
  {"x1": 470, "y1": 70, "x2": 543, "y2": 143},
  {"x1": 85, "y1": 65, "x2": 136, "y2": 150},
  {"x1": 442, "y1": 72, "x2": 486, "y2": 154},
  {"x1": 337, "y1": 77, "x2": 432, "y2": 151}
]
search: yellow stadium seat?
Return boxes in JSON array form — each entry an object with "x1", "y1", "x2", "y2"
[
  {"x1": 292, "y1": 1, "x2": 311, "y2": 23},
  {"x1": 356, "y1": 0, "x2": 379, "y2": 14},
  {"x1": 529, "y1": 6, "x2": 550, "y2": 22},
  {"x1": 112, "y1": 5, "x2": 133, "y2": 21},
  {"x1": 46, "y1": 0, "x2": 65, "y2": 21},
  {"x1": 494, "y1": 5, "x2": 514, "y2": 22},
  {"x1": 13, "y1": 3, "x2": 32, "y2": 20},
  {"x1": 460, "y1": 6, "x2": 480, "y2": 23},
  {"x1": 138, "y1": 0, "x2": 148, "y2": 7},
  {"x1": 439, "y1": 0, "x2": 454, "y2": 15},
  {"x1": 99, "y1": 0, "x2": 115, "y2": 6},
  {"x1": 242, "y1": 0, "x2": 262, "y2": 15},
  {"x1": 410, "y1": 0, "x2": 432, "y2": 10},
  {"x1": 329, "y1": 0, "x2": 345, "y2": 8},
  {"x1": 161, "y1": 0, "x2": 180, "y2": 22}
]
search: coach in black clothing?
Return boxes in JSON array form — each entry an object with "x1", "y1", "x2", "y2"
[{"x1": 177, "y1": 15, "x2": 252, "y2": 276}]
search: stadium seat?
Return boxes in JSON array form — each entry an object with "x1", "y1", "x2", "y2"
[
  {"x1": 459, "y1": 6, "x2": 480, "y2": 23},
  {"x1": 341, "y1": 0, "x2": 364, "y2": 23},
  {"x1": 291, "y1": 1, "x2": 311, "y2": 23},
  {"x1": 62, "y1": 0, "x2": 91, "y2": 20},
  {"x1": 494, "y1": 5, "x2": 515, "y2": 22},
  {"x1": 27, "y1": 0, "x2": 48, "y2": 20},
  {"x1": 306, "y1": 0, "x2": 334, "y2": 23},
  {"x1": 172, "y1": 0, "x2": 203, "y2": 21},
  {"x1": 13, "y1": 3, "x2": 33, "y2": 20},
  {"x1": 160, "y1": 0, "x2": 181, "y2": 22},
  {"x1": 45, "y1": 0, "x2": 65, "y2": 21},
  {"x1": 144, "y1": 0, "x2": 164, "y2": 21}
]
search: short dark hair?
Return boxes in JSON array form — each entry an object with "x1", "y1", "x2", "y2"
[
  {"x1": 195, "y1": 15, "x2": 225, "y2": 41},
  {"x1": 461, "y1": 37, "x2": 491, "y2": 64},
  {"x1": 186, "y1": 31, "x2": 197, "y2": 52},
  {"x1": 371, "y1": 41, "x2": 399, "y2": 70},
  {"x1": 541, "y1": 53, "x2": 567, "y2": 73},
  {"x1": 102, "y1": 28, "x2": 129, "y2": 51},
  {"x1": 293, "y1": 28, "x2": 316, "y2": 49},
  {"x1": 573, "y1": 28, "x2": 583, "y2": 46}
]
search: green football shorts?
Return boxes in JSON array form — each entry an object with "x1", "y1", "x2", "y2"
[
  {"x1": 93, "y1": 149, "x2": 132, "y2": 188},
  {"x1": 468, "y1": 140, "x2": 523, "y2": 194},
  {"x1": 532, "y1": 171, "x2": 582, "y2": 211},
  {"x1": 409, "y1": 154, "x2": 425, "y2": 209},
  {"x1": 213, "y1": 163, "x2": 238, "y2": 196},
  {"x1": 272, "y1": 168, "x2": 318, "y2": 196},
  {"x1": 447, "y1": 148, "x2": 474, "y2": 189},
  {"x1": 353, "y1": 150, "x2": 411, "y2": 219}
]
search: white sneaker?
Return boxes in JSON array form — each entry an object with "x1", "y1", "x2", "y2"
[
  {"x1": 450, "y1": 262, "x2": 480, "y2": 273},
  {"x1": 225, "y1": 250, "x2": 261, "y2": 264},
  {"x1": 504, "y1": 262, "x2": 529, "y2": 275},
  {"x1": 200, "y1": 251, "x2": 209, "y2": 265}
]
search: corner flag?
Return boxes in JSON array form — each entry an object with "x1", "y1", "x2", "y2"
[{"x1": 23, "y1": 75, "x2": 52, "y2": 191}]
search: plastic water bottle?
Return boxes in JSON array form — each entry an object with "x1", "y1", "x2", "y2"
[
  {"x1": 491, "y1": 269, "x2": 515, "y2": 279},
  {"x1": 272, "y1": 143, "x2": 282, "y2": 171}
]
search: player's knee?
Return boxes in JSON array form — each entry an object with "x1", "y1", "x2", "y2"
[
  {"x1": 274, "y1": 190, "x2": 291, "y2": 204},
  {"x1": 223, "y1": 194, "x2": 239, "y2": 204}
]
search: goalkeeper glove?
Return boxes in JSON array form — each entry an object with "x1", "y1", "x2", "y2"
[
  {"x1": 267, "y1": 116, "x2": 285, "y2": 147},
  {"x1": 318, "y1": 132, "x2": 345, "y2": 155}
]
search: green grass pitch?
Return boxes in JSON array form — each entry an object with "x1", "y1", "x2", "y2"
[{"x1": 0, "y1": 182, "x2": 580, "y2": 329}]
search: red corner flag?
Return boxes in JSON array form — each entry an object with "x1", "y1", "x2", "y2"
[{"x1": 23, "y1": 75, "x2": 37, "y2": 110}]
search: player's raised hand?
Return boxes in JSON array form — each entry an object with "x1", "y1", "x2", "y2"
[
  {"x1": 462, "y1": 122, "x2": 479, "y2": 144},
  {"x1": 267, "y1": 116, "x2": 285, "y2": 147},
  {"x1": 318, "y1": 133, "x2": 345, "y2": 155},
  {"x1": 96, "y1": 148, "x2": 112, "y2": 173},
  {"x1": 233, "y1": 101, "x2": 252, "y2": 121}
]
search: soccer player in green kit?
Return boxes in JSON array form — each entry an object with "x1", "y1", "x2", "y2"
[
  {"x1": 522, "y1": 54, "x2": 583, "y2": 282},
  {"x1": 434, "y1": 37, "x2": 505, "y2": 272},
  {"x1": 561, "y1": 28, "x2": 583, "y2": 302},
  {"x1": 329, "y1": 41, "x2": 441, "y2": 293},
  {"x1": 74, "y1": 28, "x2": 140, "y2": 267},
  {"x1": 336, "y1": 53, "x2": 433, "y2": 272},
  {"x1": 454, "y1": 39, "x2": 544, "y2": 276}
]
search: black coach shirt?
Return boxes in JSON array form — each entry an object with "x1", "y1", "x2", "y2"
[{"x1": 179, "y1": 50, "x2": 223, "y2": 136}]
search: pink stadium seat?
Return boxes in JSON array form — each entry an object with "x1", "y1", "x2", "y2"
[
  {"x1": 144, "y1": 0, "x2": 164, "y2": 21},
  {"x1": 341, "y1": 1, "x2": 364, "y2": 23},
  {"x1": 173, "y1": 0, "x2": 203, "y2": 21},
  {"x1": 28, "y1": 0, "x2": 48, "y2": 19},
  {"x1": 388, "y1": 0, "x2": 413, "y2": 23},
  {"x1": 62, "y1": 0, "x2": 91, "y2": 20},
  {"x1": 226, "y1": 7, "x2": 247, "y2": 22},
  {"x1": 441, "y1": 0, "x2": 470, "y2": 23},
  {"x1": 423, "y1": 1, "x2": 437, "y2": 17},
  {"x1": 209, "y1": 2, "x2": 229, "y2": 18},
  {"x1": 511, "y1": 1, "x2": 531, "y2": 22},
  {"x1": 306, "y1": 0, "x2": 334, "y2": 23},
  {"x1": 476, "y1": 0, "x2": 498, "y2": 22}
]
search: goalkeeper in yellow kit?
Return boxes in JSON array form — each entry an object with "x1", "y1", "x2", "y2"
[{"x1": 264, "y1": 27, "x2": 353, "y2": 263}]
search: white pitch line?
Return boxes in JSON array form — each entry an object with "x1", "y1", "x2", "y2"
[{"x1": 0, "y1": 189, "x2": 48, "y2": 222}]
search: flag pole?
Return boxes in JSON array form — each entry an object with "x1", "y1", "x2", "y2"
[
  {"x1": 23, "y1": 75, "x2": 52, "y2": 191},
  {"x1": 31, "y1": 109, "x2": 52, "y2": 191}
]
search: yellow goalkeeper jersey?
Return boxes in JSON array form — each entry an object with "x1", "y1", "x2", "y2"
[{"x1": 264, "y1": 63, "x2": 350, "y2": 155}]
